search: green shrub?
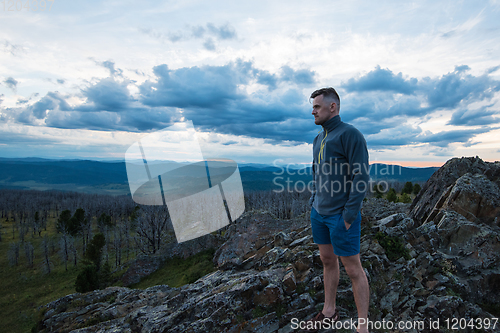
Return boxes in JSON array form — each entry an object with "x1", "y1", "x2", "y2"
[
  {"x1": 374, "y1": 232, "x2": 410, "y2": 261},
  {"x1": 402, "y1": 182, "x2": 413, "y2": 194},
  {"x1": 413, "y1": 183, "x2": 422, "y2": 195},
  {"x1": 75, "y1": 265, "x2": 99, "y2": 293},
  {"x1": 400, "y1": 193, "x2": 412, "y2": 203},
  {"x1": 386, "y1": 188, "x2": 398, "y2": 203}
]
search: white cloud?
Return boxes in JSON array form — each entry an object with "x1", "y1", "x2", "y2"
[{"x1": 1, "y1": 0, "x2": 499, "y2": 164}]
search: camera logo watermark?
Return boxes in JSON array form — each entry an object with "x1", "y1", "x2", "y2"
[{"x1": 125, "y1": 121, "x2": 245, "y2": 243}]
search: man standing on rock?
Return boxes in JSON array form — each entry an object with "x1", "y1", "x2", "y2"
[{"x1": 308, "y1": 87, "x2": 370, "y2": 333}]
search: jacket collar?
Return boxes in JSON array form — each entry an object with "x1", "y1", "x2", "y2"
[{"x1": 322, "y1": 115, "x2": 342, "y2": 132}]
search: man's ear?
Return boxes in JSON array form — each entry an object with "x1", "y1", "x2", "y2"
[{"x1": 330, "y1": 102, "x2": 337, "y2": 113}]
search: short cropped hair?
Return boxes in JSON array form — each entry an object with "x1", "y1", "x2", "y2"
[{"x1": 310, "y1": 87, "x2": 340, "y2": 113}]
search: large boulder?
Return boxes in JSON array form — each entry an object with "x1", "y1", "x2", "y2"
[{"x1": 410, "y1": 156, "x2": 500, "y2": 225}]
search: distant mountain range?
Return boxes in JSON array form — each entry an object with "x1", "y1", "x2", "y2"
[{"x1": 0, "y1": 158, "x2": 439, "y2": 195}]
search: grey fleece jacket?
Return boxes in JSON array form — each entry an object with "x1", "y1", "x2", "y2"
[{"x1": 310, "y1": 115, "x2": 369, "y2": 225}]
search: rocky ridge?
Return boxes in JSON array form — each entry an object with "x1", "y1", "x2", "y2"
[{"x1": 36, "y1": 157, "x2": 500, "y2": 333}]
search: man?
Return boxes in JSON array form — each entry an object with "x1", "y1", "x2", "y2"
[{"x1": 308, "y1": 87, "x2": 370, "y2": 333}]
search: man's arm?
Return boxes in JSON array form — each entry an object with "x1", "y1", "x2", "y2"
[
  {"x1": 342, "y1": 128, "x2": 369, "y2": 227},
  {"x1": 309, "y1": 160, "x2": 316, "y2": 208}
]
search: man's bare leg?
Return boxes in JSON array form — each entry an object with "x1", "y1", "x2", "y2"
[
  {"x1": 341, "y1": 254, "x2": 370, "y2": 333},
  {"x1": 318, "y1": 244, "x2": 339, "y2": 317}
]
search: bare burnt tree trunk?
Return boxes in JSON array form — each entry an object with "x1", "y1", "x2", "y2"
[
  {"x1": 103, "y1": 225, "x2": 110, "y2": 265},
  {"x1": 81, "y1": 210, "x2": 93, "y2": 255},
  {"x1": 59, "y1": 233, "x2": 70, "y2": 271},
  {"x1": 7, "y1": 242, "x2": 20, "y2": 266},
  {"x1": 70, "y1": 237, "x2": 78, "y2": 267},
  {"x1": 42, "y1": 235, "x2": 51, "y2": 274},
  {"x1": 124, "y1": 218, "x2": 131, "y2": 262},
  {"x1": 18, "y1": 221, "x2": 26, "y2": 243},
  {"x1": 113, "y1": 225, "x2": 118, "y2": 267},
  {"x1": 24, "y1": 241, "x2": 34, "y2": 268},
  {"x1": 43, "y1": 210, "x2": 49, "y2": 232},
  {"x1": 114, "y1": 221, "x2": 124, "y2": 267},
  {"x1": 12, "y1": 218, "x2": 17, "y2": 240}
]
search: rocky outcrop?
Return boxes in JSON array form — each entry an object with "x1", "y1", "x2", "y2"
[
  {"x1": 410, "y1": 156, "x2": 500, "y2": 225},
  {"x1": 37, "y1": 157, "x2": 500, "y2": 333}
]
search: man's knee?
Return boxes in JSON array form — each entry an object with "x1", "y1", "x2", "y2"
[
  {"x1": 342, "y1": 257, "x2": 366, "y2": 279},
  {"x1": 318, "y1": 245, "x2": 338, "y2": 266},
  {"x1": 320, "y1": 252, "x2": 338, "y2": 266},
  {"x1": 344, "y1": 265, "x2": 364, "y2": 279}
]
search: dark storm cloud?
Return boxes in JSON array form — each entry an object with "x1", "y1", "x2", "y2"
[
  {"x1": 139, "y1": 61, "x2": 315, "y2": 109},
  {"x1": 6, "y1": 60, "x2": 313, "y2": 136},
  {"x1": 280, "y1": 66, "x2": 315, "y2": 85},
  {"x1": 45, "y1": 108, "x2": 174, "y2": 132},
  {"x1": 422, "y1": 65, "x2": 500, "y2": 109},
  {"x1": 139, "y1": 61, "x2": 250, "y2": 108},
  {"x1": 342, "y1": 65, "x2": 500, "y2": 112},
  {"x1": 211, "y1": 118, "x2": 317, "y2": 144},
  {"x1": 365, "y1": 125, "x2": 423, "y2": 149},
  {"x1": 27, "y1": 91, "x2": 71, "y2": 119},
  {"x1": 79, "y1": 78, "x2": 133, "y2": 112},
  {"x1": 417, "y1": 127, "x2": 492, "y2": 147},
  {"x1": 6, "y1": 60, "x2": 500, "y2": 151},
  {"x1": 448, "y1": 106, "x2": 500, "y2": 126},
  {"x1": 339, "y1": 65, "x2": 500, "y2": 139},
  {"x1": 343, "y1": 65, "x2": 417, "y2": 94}
]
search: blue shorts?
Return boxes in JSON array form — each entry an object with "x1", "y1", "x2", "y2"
[{"x1": 310, "y1": 207, "x2": 361, "y2": 257}]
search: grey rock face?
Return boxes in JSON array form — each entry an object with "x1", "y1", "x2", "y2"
[{"x1": 410, "y1": 156, "x2": 500, "y2": 225}]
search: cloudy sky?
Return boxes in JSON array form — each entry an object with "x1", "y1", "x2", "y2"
[{"x1": 1, "y1": 0, "x2": 499, "y2": 167}]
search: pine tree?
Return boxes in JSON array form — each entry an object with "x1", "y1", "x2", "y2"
[
  {"x1": 402, "y1": 181, "x2": 413, "y2": 194},
  {"x1": 413, "y1": 183, "x2": 422, "y2": 195},
  {"x1": 75, "y1": 233, "x2": 107, "y2": 293},
  {"x1": 386, "y1": 188, "x2": 398, "y2": 203}
]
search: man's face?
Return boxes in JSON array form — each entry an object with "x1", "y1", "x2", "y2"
[{"x1": 312, "y1": 95, "x2": 337, "y2": 125}]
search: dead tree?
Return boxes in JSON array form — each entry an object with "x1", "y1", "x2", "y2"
[
  {"x1": 59, "y1": 232, "x2": 71, "y2": 271},
  {"x1": 24, "y1": 241, "x2": 34, "y2": 268},
  {"x1": 42, "y1": 235, "x2": 52, "y2": 274},
  {"x1": 7, "y1": 242, "x2": 20, "y2": 266},
  {"x1": 134, "y1": 206, "x2": 170, "y2": 255}
]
